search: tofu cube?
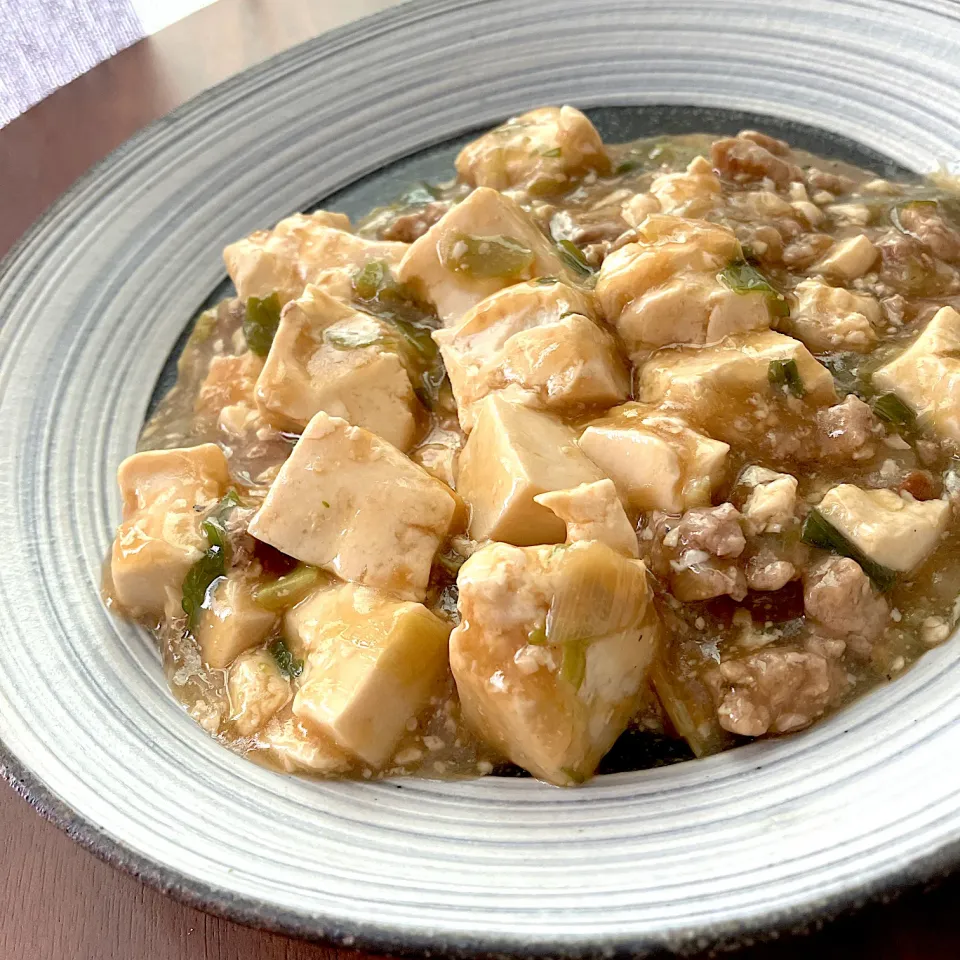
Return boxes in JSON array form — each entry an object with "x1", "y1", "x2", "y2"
[
  {"x1": 110, "y1": 444, "x2": 230, "y2": 616},
  {"x1": 817, "y1": 484, "x2": 949, "y2": 572},
  {"x1": 259, "y1": 716, "x2": 353, "y2": 775},
  {"x1": 647, "y1": 156, "x2": 722, "y2": 218},
  {"x1": 196, "y1": 572, "x2": 278, "y2": 668},
  {"x1": 248, "y1": 412, "x2": 458, "y2": 601},
  {"x1": 636, "y1": 330, "x2": 838, "y2": 452},
  {"x1": 397, "y1": 187, "x2": 576, "y2": 325},
  {"x1": 578, "y1": 403, "x2": 729, "y2": 513},
  {"x1": 223, "y1": 210, "x2": 407, "y2": 305},
  {"x1": 255, "y1": 284, "x2": 420, "y2": 448},
  {"x1": 455, "y1": 105, "x2": 609, "y2": 193},
  {"x1": 812, "y1": 234, "x2": 878, "y2": 282},
  {"x1": 779, "y1": 278, "x2": 879, "y2": 353},
  {"x1": 872, "y1": 306, "x2": 960, "y2": 444},
  {"x1": 289, "y1": 582, "x2": 452, "y2": 766},
  {"x1": 533, "y1": 479, "x2": 638, "y2": 557},
  {"x1": 595, "y1": 214, "x2": 770, "y2": 357},
  {"x1": 456, "y1": 395, "x2": 604, "y2": 545},
  {"x1": 196, "y1": 352, "x2": 264, "y2": 418},
  {"x1": 450, "y1": 540, "x2": 659, "y2": 785},
  {"x1": 435, "y1": 280, "x2": 627, "y2": 430},
  {"x1": 738, "y1": 465, "x2": 799, "y2": 535},
  {"x1": 227, "y1": 648, "x2": 291, "y2": 736}
]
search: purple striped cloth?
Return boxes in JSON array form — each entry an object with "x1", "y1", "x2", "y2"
[{"x1": 1, "y1": 0, "x2": 145, "y2": 125}]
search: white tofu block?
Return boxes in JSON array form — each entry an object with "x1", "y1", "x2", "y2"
[
  {"x1": 248, "y1": 412, "x2": 458, "y2": 601},
  {"x1": 817, "y1": 484, "x2": 949, "y2": 572},
  {"x1": 872, "y1": 306, "x2": 960, "y2": 444},
  {"x1": 455, "y1": 105, "x2": 609, "y2": 192},
  {"x1": 196, "y1": 572, "x2": 278, "y2": 669},
  {"x1": 228, "y1": 649, "x2": 291, "y2": 736},
  {"x1": 456, "y1": 395, "x2": 604, "y2": 545},
  {"x1": 812, "y1": 234, "x2": 879, "y2": 281},
  {"x1": 397, "y1": 187, "x2": 576, "y2": 325},
  {"x1": 255, "y1": 284, "x2": 420, "y2": 448},
  {"x1": 534, "y1": 479, "x2": 638, "y2": 557},
  {"x1": 290, "y1": 583, "x2": 451, "y2": 766},
  {"x1": 578, "y1": 403, "x2": 729, "y2": 513},
  {"x1": 450, "y1": 540, "x2": 659, "y2": 785},
  {"x1": 110, "y1": 444, "x2": 230, "y2": 616},
  {"x1": 223, "y1": 210, "x2": 407, "y2": 305}
]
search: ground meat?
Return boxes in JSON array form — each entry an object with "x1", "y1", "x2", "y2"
[
  {"x1": 782, "y1": 233, "x2": 834, "y2": 270},
  {"x1": 876, "y1": 230, "x2": 959, "y2": 297},
  {"x1": 805, "y1": 167, "x2": 855, "y2": 196},
  {"x1": 880, "y1": 293, "x2": 907, "y2": 326},
  {"x1": 648, "y1": 505, "x2": 748, "y2": 602},
  {"x1": 803, "y1": 556, "x2": 889, "y2": 657},
  {"x1": 897, "y1": 469, "x2": 940, "y2": 501},
  {"x1": 380, "y1": 202, "x2": 449, "y2": 242},
  {"x1": 711, "y1": 135, "x2": 802, "y2": 186},
  {"x1": 712, "y1": 635, "x2": 848, "y2": 736},
  {"x1": 739, "y1": 130, "x2": 791, "y2": 156},
  {"x1": 897, "y1": 204, "x2": 960, "y2": 264},
  {"x1": 817, "y1": 395, "x2": 880, "y2": 460},
  {"x1": 737, "y1": 223, "x2": 785, "y2": 265},
  {"x1": 745, "y1": 551, "x2": 796, "y2": 592}
]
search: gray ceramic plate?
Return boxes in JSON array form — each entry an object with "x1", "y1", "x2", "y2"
[{"x1": 3, "y1": 0, "x2": 960, "y2": 955}]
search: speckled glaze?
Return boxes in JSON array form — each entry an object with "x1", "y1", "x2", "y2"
[{"x1": 2, "y1": 1, "x2": 960, "y2": 955}]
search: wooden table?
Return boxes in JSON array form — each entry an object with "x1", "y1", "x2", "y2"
[{"x1": 1, "y1": 2, "x2": 959, "y2": 957}]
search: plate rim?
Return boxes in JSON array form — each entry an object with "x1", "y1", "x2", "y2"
[{"x1": 3, "y1": 0, "x2": 960, "y2": 954}]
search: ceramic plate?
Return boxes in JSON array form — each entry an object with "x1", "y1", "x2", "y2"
[{"x1": 3, "y1": 0, "x2": 960, "y2": 955}]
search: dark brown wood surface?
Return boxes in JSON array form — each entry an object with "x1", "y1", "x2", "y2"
[{"x1": 1, "y1": 2, "x2": 959, "y2": 957}]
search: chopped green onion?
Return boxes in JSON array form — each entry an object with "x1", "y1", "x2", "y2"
[
  {"x1": 556, "y1": 238, "x2": 594, "y2": 278},
  {"x1": 323, "y1": 326, "x2": 385, "y2": 350},
  {"x1": 526, "y1": 624, "x2": 547, "y2": 646},
  {"x1": 560, "y1": 641, "x2": 586, "y2": 691},
  {"x1": 181, "y1": 491, "x2": 243, "y2": 628},
  {"x1": 439, "y1": 233, "x2": 535, "y2": 279},
  {"x1": 399, "y1": 181, "x2": 438, "y2": 206},
  {"x1": 352, "y1": 260, "x2": 391, "y2": 301},
  {"x1": 719, "y1": 260, "x2": 789, "y2": 318},
  {"x1": 872, "y1": 392, "x2": 916, "y2": 428},
  {"x1": 533, "y1": 276, "x2": 560, "y2": 286},
  {"x1": 189, "y1": 308, "x2": 217, "y2": 344},
  {"x1": 768, "y1": 358, "x2": 805, "y2": 398},
  {"x1": 801, "y1": 509, "x2": 896, "y2": 591},
  {"x1": 243, "y1": 293, "x2": 282, "y2": 356},
  {"x1": 540, "y1": 146, "x2": 562, "y2": 158},
  {"x1": 269, "y1": 638, "x2": 304, "y2": 679},
  {"x1": 437, "y1": 551, "x2": 465, "y2": 576},
  {"x1": 614, "y1": 158, "x2": 642, "y2": 175},
  {"x1": 254, "y1": 565, "x2": 320, "y2": 612}
]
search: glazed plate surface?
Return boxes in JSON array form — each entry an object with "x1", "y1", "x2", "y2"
[{"x1": 2, "y1": 0, "x2": 960, "y2": 955}]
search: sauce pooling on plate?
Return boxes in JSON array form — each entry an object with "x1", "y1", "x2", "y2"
[{"x1": 105, "y1": 106, "x2": 960, "y2": 786}]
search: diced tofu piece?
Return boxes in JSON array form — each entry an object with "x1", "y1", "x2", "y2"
[
  {"x1": 196, "y1": 572, "x2": 278, "y2": 668},
  {"x1": 397, "y1": 187, "x2": 575, "y2": 325},
  {"x1": 872, "y1": 306, "x2": 960, "y2": 444},
  {"x1": 534, "y1": 480, "x2": 638, "y2": 557},
  {"x1": 435, "y1": 281, "x2": 627, "y2": 430},
  {"x1": 259, "y1": 716, "x2": 353, "y2": 775},
  {"x1": 228, "y1": 649, "x2": 291, "y2": 735},
  {"x1": 816, "y1": 484, "x2": 950, "y2": 572},
  {"x1": 450, "y1": 540, "x2": 659, "y2": 785},
  {"x1": 196, "y1": 352, "x2": 264, "y2": 417},
  {"x1": 248, "y1": 412, "x2": 458, "y2": 601},
  {"x1": 110, "y1": 444, "x2": 230, "y2": 616},
  {"x1": 410, "y1": 427, "x2": 462, "y2": 488},
  {"x1": 738, "y1": 466, "x2": 798, "y2": 535},
  {"x1": 578, "y1": 403, "x2": 729, "y2": 513},
  {"x1": 223, "y1": 210, "x2": 407, "y2": 305},
  {"x1": 455, "y1": 105, "x2": 609, "y2": 193},
  {"x1": 779, "y1": 278, "x2": 879, "y2": 353},
  {"x1": 254, "y1": 284, "x2": 420, "y2": 448},
  {"x1": 595, "y1": 214, "x2": 770, "y2": 357},
  {"x1": 812, "y1": 234, "x2": 878, "y2": 281},
  {"x1": 648, "y1": 156, "x2": 721, "y2": 218},
  {"x1": 457, "y1": 396, "x2": 604, "y2": 545},
  {"x1": 289, "y1": 582, "x2": 451, "y2": 766},
  {"x1": 636, "y1": 330, "x2": 838, "y2": 453}
]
